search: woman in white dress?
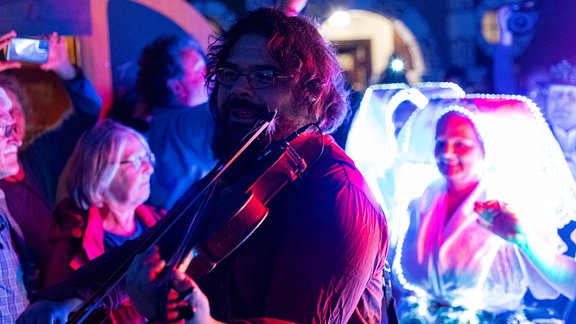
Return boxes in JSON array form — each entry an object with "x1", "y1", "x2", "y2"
[{"x1": 392, "y1": 95, "x2": 576, "y2": 323}]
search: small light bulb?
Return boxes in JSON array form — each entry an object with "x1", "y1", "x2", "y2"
[{"x1": 391, "y1": 58, "x2": 404, "y2": 72}]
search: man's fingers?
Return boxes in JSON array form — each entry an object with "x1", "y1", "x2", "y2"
[
  {"x1": 170, "y1": 269, "x2": 197, "y2": 294},
  {"x1": 0, "y1": 61, "x2": 22, "y2": 72},
  {"x1": 0, "y1": 30, "x2": 16, "y2": 47}
]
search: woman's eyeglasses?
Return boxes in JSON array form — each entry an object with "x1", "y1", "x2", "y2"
[{"x1": 120, "y1": 153, "x2": 156, "y2": 170}]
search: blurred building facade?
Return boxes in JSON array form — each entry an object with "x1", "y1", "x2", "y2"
[{"x1": 1, "y1": 0, "x2": 574, "y2": 136}]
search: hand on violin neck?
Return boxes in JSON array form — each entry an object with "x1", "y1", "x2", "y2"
[
  {"x1": 126, "y1": 246, "x2": 219, "y2": 324},
  {"x1": 168, "y1": 270, "x2": 217, "y2": 324}
]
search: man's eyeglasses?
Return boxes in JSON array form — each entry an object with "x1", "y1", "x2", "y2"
[
  {"x1": 0, "y1": 125, "x2": 16, "y2": 138},
  {"x1": 216, "y1": 68, "x2": 290, "y2": 89},
  {"x1": 120, "y1": 153, "x2": 156, "y2": 170}
]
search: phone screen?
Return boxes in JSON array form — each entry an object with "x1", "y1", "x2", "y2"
[{"x1": 6, "y1": 38, "x2": 49, "y2": 63}]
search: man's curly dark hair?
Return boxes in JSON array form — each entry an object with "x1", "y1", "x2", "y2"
[{"x1": 205, "y1": 7, "x2": 349, "y2": 134}]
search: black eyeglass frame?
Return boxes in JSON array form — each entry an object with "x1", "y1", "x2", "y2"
[{"x1": 216, "y1": 67, "x2": 291, "y2": 89}]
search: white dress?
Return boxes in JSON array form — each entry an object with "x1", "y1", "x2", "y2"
[{"x1": 394, "y1": 180, "x2": 530, "y2": 318}]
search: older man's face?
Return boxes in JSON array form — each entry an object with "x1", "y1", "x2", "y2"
[
  {"x1": 0, "y1": 88, "x2": 21, "y2": 178},
  {"x1": 3, "y1": 88, "x2": 25, "y2": 143},
  {"x1": 547, "y1": 84, "x2": 576, "y2": 132}
]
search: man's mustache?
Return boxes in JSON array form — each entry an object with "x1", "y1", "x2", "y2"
[{"x1": 222, "y1": 97, "x2": 270, "y2": 116}]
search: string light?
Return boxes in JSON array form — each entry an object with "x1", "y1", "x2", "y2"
[{"x1": 390, "y1": 58, "x2": 405, "y2": 72}]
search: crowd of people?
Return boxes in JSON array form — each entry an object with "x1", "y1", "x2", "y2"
[
  {"x1": 1, "y1": 6, "x2": 390, "y2": 324},
  {"x1": 0, "y1": 1, "x2": 574, "y2": 324}
]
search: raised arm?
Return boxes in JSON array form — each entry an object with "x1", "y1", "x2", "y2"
[
  {"x1": 0, "y1": 30, "x2": 22, "y2": 72},
  {"x1": 18, "y1": 32, "x2": 102, "y2": 206},
  {"x1": 475, "y1": 200, "x2": 576, "y2": 300}
]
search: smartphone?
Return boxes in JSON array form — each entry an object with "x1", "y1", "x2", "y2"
[{"x1": 6, "y1": 38, "x2": 49, "y2": 63}]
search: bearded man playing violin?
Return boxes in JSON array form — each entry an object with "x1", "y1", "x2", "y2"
[{"x1": 17, "y1": 7, "x2": 389, "y2": 324}]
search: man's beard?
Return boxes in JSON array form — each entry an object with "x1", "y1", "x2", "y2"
[
  {"x1": 211, "y1": 99, "x2": 307, "y2": 162},
  {"x1": 211, "y1": 119, "x2": 267, "y2": 162}
]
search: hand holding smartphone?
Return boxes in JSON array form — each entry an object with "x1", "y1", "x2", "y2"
[{"x1": 5, "y1": 37, "x2": 49, "y2": 64}]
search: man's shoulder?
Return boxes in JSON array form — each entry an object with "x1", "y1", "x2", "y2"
[
  {"x1": 298, "y1": 135, "x2": 383, "y2": 208},
  {"x1": 296, "y1": 134, "x2": 354, "y2": 166},
  {"x1": 304, "y1": 136, "x2": 363, "y2": 183}
]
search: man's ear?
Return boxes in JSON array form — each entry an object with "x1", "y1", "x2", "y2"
[{"x1": 168, "y1": 78, "x2": 184, "y2": 97}]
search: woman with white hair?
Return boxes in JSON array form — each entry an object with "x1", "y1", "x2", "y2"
[
  {"x1": 392, "y1": 95, "x2": 576, "y2": 323},
  {"x1": 43, "y1": 119, "x2": 163, "y2": 323}
]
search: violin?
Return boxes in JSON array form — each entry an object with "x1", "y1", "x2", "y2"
[
  {"x1": 181, "y1": 139, "x2": 307, "y2": 279},
  {"x1": 66, "y1": 118, "x2": 309, "y2": 323}
]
